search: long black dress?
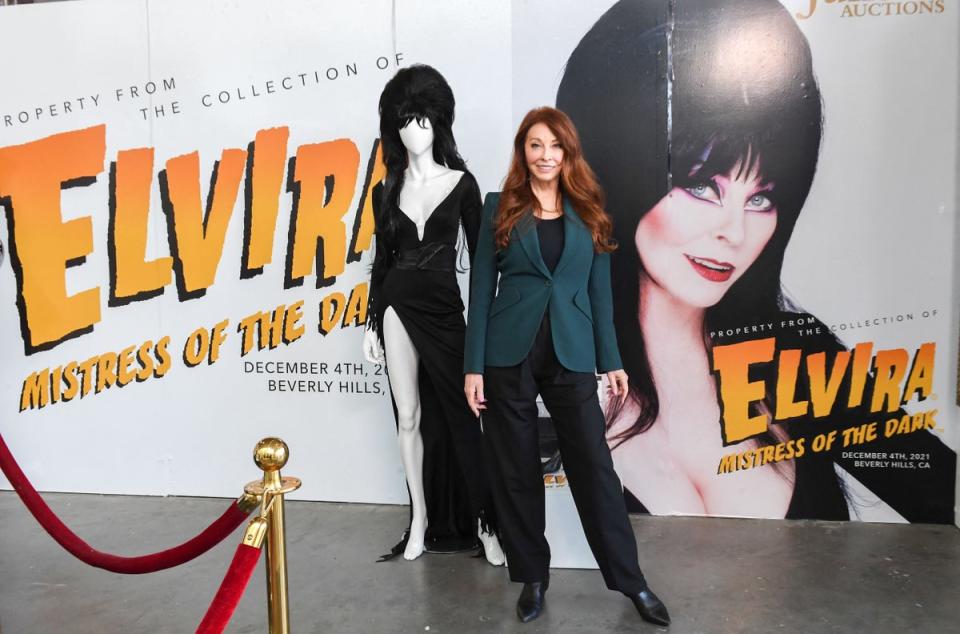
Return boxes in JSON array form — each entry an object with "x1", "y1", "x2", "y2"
[{"x1": 367, "y1": 171, "x2": 496, "y2": 556}]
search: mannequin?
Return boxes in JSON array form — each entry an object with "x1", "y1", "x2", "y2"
[{"x1": 364, "y1": 65, "x2": 504, "y2": 564}]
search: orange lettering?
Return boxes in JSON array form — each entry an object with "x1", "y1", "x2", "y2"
[
  {"x1": 902, "y1": 343, "x2": 935, "y2": 403},
  {"x1": 807, "y1": 350, "x2": 850, "y2": 417},
  {"x1": 348, "y1": 140, "x2": 385, "y2": 261},
  {"x1": 713, "y1": 337, "x2": 776, "y2": 443},
  {"x1": 242, "y1": 127, "x2": 289, "y2": 277},
  {"x1": 870, "y1": 348, "x2": 909, "y2": 413},
  {"x1": 110, "y1": 148, "x2": 173, "y2": 305},
  {"x1": 286, "y1": 139, "x2": 360, "y2": 287},
  {"x1": 0, "y1": 126, "x2": 104, "y2": 352},
  {"x1": 161, "y1": 148, "x2": 247, "y2": 299},
  {"x1": 775, "y1": 349, "x2": 808, "y2": 420}
]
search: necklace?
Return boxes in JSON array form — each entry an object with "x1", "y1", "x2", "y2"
[
  {"x1": 533, "y1": 188, "x2": 561, "y2": 218},
  {"x1": 536, "y1": 204, "x2": 563, "y2": 219}
]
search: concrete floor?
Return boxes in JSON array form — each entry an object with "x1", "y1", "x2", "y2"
[{"x1": 0, "y1": 492, "x2": 958, "y2": 633}]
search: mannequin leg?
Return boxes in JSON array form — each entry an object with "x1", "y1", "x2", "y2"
[{"x1": 383, "y1": 307, "x2": 428, "y2": 560}]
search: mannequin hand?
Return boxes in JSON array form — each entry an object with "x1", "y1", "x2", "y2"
[
  {"x1": 605, "y1": 369, "x2": 629, "y2": 407},
  {"x1": 464, "y1": 373, "x2": 486, "y2": 417},
  {"x1": 362, "y1": 328, "x2": 384, "y2": 364}
]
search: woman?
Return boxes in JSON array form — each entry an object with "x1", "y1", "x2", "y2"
[
  {"x1": 464, "y1": 107, "x2": 670, "y2": 626},
  {"x1": 364, "y1": 65, "x2": 503, "y2": 563},
  {"x1": 556, "y1": 0, "x2": 955, "y2": 522}
]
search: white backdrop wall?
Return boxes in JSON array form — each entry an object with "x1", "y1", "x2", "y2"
[{"x1": 1, "y1": 0, "x2": 957, "y2": 524}]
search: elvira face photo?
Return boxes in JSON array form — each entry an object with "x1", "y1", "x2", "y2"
[
  {"x1": 556, "y1": 0, "x2": 956, "y2": 524},
  {"x1": 634, "y1": 160, "x2": 779, "y2": 309}
]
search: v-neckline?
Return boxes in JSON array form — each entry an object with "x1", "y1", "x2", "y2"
[{"x1": 398, "y1": 172, "x2": 466, "y2": 241}]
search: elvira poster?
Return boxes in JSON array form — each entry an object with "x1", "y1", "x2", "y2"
[
  {"x1": 0, "y1": 0, "x2": 511, "y2": 504},
  {"x1": 513, "y1": 0, "x2": 958, "y2": 523}
]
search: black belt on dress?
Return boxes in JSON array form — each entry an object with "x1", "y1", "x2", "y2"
[{"x1": 395, "y1": 242, "x2": 456, "y2": 271}]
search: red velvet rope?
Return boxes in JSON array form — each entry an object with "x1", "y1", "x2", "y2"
[
  {"x1": 196, "y1": 543, "x2": 262, "y2": 634},
  {"x1": 0, "y1": 433, "x2": 253, "y2": 574}
]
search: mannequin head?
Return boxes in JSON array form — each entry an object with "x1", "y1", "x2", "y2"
[
  {"x1": 399, "y1": 117, "x2": 435, "y2": 157},
  {"x1": 376, "y1": 65, "x2": 468, "y2": 247}
]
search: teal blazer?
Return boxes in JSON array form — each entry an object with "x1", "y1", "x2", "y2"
[{"x1": 464, "y1": 193, "x2": 623, "y2": 375}]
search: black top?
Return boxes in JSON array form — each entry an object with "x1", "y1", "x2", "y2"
[
  {"x1": 536, "y1": 216, "x2": 564, "y2": 273},
  {"x1": 367, "y1": 172, "x2": 481, "y2": 343}
]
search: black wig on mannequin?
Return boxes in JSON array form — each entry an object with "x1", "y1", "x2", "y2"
[
  {"x1": 377, "y1": 64, "x2": 469, "y2": 251},
  {"x1": 557, "y1": 0, "x2": 824, "y2": 445}
]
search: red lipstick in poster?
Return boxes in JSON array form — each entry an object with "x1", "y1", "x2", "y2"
[{"x1": 685, "y1": 255, "x2": 734, "y2": 282}]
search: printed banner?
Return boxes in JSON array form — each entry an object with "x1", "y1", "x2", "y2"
[
  {"x1": 1, "y1": 0, "x2": 956, "y2": 525},
  {"x1": 0, "y1": 0, "x2": 511, "y2": 503},
  {"x1": 514, "y1": 0, "x2": 958, "y2": 523}
]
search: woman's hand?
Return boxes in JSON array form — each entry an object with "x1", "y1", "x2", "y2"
[
  {"x1": 605, "y1": 369, "x2": 629, "y2": 407},
  {"x1": 464, "y1": 373, "x2": 487, "y2": 417}
]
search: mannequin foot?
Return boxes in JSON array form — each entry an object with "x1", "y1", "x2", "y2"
[
  {"x1": 516, "y1": 579, "x2": 548, "y2": 622},
  {"x1": 403, "y1": 515, "x2": 427, "y2": 560},
  {"x1": 625, "y1": 587, "x2": 670, "y2": 626},
  {"x1": 477, "y1": 524, "x2": 505, "y2": 566}
]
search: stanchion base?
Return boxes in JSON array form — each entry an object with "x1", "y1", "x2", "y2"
[{"x1": 244, "y1": 477, "x2": 302, "y2": 497}]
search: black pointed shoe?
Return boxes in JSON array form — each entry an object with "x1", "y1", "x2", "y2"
[
  {"x1": 626, "y1": 588, "x2": 670, "y2": 626},
  {"x1": 516, "y1": 580, "x2": 549, "y2": 623}
]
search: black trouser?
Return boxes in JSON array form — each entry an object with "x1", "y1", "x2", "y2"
[{"x1": 482, "y1": 313, "x2": 647, "y2": 593}]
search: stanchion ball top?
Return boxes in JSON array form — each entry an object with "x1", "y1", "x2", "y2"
[{"x1": 253, "y1": 437, "x2": 289, "y2": 471}]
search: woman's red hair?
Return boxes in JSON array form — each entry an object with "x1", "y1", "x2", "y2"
[{"x1": 495, "y1": 107, "x2": 616, "y2": 253}]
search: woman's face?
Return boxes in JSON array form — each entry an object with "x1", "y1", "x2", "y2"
[
  {"x1": 524, "y1": 122, "x2": 564, "y2": 186},
  {"x1": 635, "y1": 162, "x2": 777, "y2": 308},
  {"x1": 399, "y1": 116, "x2": 434, "y2": 156}
]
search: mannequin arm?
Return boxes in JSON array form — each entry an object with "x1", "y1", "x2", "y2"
[{"x1": 461, "y1": 173, "x2": 483, "y2": 266}]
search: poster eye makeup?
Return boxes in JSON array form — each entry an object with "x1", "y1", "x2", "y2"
[
  {"x1": 683, "y1": 182, "x2": 721, "y2": 205},
  {"x1": 746, "y1": 193, "x2": 774, "y2": 212}
]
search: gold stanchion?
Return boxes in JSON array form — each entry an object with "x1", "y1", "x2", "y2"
[{"x1": 244, "y1": 438, "x2": 301, "y2": 634}]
